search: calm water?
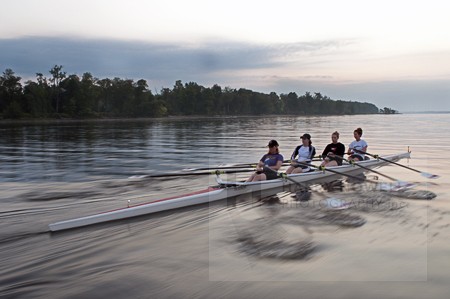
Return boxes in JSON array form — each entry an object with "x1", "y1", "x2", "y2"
[{"x1": 0, "y1": 114, "x2": 449, "y2": 298}]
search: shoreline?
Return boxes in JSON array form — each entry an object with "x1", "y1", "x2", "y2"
[{"x1": 0, "y1": 112, "x2": 400, "y2": 125}]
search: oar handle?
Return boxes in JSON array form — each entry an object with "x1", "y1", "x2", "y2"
[{"x1": 323, "y1": 153, "x2": 345, "y2": 161}]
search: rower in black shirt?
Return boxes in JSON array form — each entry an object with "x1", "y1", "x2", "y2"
[{"x1": 320, "y1": 131, "x2": 345, "y2": 167}]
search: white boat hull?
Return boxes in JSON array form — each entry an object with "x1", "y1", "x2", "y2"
[{"x1": 49, "y1": 152, "x2": 410, "y2": 231}]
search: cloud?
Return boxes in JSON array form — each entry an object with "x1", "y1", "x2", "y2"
[
  {"x1": 1, "y1": 36, "x2": 449, "y2": 112},
  {"x1": 0, "y1": 36, "x2": 345, "y2": 80}
]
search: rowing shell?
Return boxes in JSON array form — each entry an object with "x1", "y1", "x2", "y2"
[{"x1": 49, "y1": 152, "x2": 410, "y2": 231}]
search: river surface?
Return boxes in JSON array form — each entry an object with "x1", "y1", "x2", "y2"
[{"x1": 0, "y1": 114, "x2": 449, "y2": 298}]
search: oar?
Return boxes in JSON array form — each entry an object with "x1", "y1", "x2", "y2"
[
  {"x1": 263, "y1": 166, "x2": 318, "y2": 201},
  {"x1": 295, "y1": 161, "x2": 394, "y2": 187},
  {"x1": 129, "y1": 169, "x2": 255, "y2": 179},
  {"x1": 298, "y1": 161, "x2": 416, "y2": 191},
  {"x1": 252, "y1": 161, "x2": 371, "y2": 186},
  {"x1": 236, "y1": 156, "x2": 322, "y2": 169},
  {"x1": 262, "y1": 166, "x2": 305, "y2": 190},
  {"x1": 183, "y1": 158, "x2": 320, "y2": 171},
  {"x1": 185, "y1": 156, "x2": 323, "y2": 171},
  {"x1": 264, "y1": 166, "x2": 352, "y2": 207},
  {"x1": 353, "y1": 150, "x2": 439, "y2": 179},
  {"x1": 327, "y1": 154, "x2": 417, "y2": 188},
  {"x1": 182, "y1": 165, "x2": 258, "y2": 171}
]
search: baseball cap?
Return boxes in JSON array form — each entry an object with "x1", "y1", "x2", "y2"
[{"x1": 267, "y1": 140, "x2": 279, "y2": 147}]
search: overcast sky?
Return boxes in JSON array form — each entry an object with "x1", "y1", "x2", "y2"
[{"x1": 1, "y1": 0, "x2": 449, "y2": 112}]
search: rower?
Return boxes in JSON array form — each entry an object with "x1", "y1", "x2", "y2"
[
  {"x1": 245, "y1": 140, "x2": 284, "y2": 182},
  {"x1": 286, "y1": 134, "x2": 316, "y2": 174},
  {"x1": 320, "y1": 131, "x2": 346, "y2": 167},
  {"x1": 348, "y1": 127, "x2": 368, "y2": 161}
]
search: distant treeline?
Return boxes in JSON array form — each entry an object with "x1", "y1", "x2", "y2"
[{"x1": 0, "y1": 66, "x2": 390, "y2": 119}]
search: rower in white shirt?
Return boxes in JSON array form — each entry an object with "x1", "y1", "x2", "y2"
[
  {"x1": 348, "y1": 127, "x2": 368, "y2": 161},
  {"x1": 286, "y1": 133, "x2": 316, "y2": 174}
]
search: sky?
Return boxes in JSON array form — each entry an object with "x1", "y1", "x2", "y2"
[{"x1": 1, "y1": 0, "x2": 449, "y2": 112}]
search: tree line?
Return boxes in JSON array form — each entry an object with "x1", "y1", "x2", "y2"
[
  {"x1": 0, "y1": 66, "x2": 387, "y2": 119},
  {"x1": 380, "y1": 107, "x2": 398, "y2": 114}
]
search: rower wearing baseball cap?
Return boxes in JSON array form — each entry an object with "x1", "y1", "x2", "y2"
[
  {"x1": 246, "y1": 139, "x2": 284, "y2": 182},
  {"x1": 286, "y1": 133, "x2": 316, "y2": 174}
]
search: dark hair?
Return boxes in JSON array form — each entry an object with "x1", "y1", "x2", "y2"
[
  {"x1": 354, "y1": 127, "x2": 363, "y2": 136},
  {"x1": 332, "y1": 131, "x2": 339, "y2": 138}
]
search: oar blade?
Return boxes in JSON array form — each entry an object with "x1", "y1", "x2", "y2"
[
  {"x1": 379, "y1": 181, "x2": 416, "y2": 191},
  {"x1": 183, "y1": 164, "x2": 256, "y2": 171},
  {"x1": 392, "y1": 181, "x2": 417, "y2": 190},
  {"x1": 325, "y1": 197, "x2": 353, "y2": 210},
  {"x1": 218, "y1": 163, "x2": 234, "y2": 167},
  {"x1": 129, "y1": 175, "x2": 150, "y2": 179},
  {"x1": 420, "y1": 172, "x2": 440, "y2": 179}
]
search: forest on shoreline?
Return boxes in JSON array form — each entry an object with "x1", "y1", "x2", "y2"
[{"x1": 0, "y1": 66, "x2": 396, "y2": 120}]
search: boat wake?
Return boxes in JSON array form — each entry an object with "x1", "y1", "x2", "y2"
[{"x1": 222, "y1": 187, "x2": 423, "y2": 260}]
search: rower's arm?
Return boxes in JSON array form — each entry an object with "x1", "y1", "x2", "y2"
[
  {"x1": 322, "y1": 146, "x2": 329, "y2": 158},
  {"x1": 271, "y1": 160, "x2": 283, "y2": 171},
  {"x1": 310, "y1": 147, "x2": 316, "y2": 160},
  {"x1": 291, "y1": 146, "x2": 300, "y2": 160},
  {"x1": 338, "y1": 144, "x2": 346, "y2": 156},
  {"x1": 353, "y1": 147, "x2": 367, "y2": 155},
  {"x1": 290, "y1": 146, "x2": 301, "y2": 165},
  {"x1": 256, "y1": 160, "x2": 265, "y2": 171}
]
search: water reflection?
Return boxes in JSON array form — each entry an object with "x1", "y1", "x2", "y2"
[{"x1": 1, "y1": 114, "x2": 449, "y2": 184}]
